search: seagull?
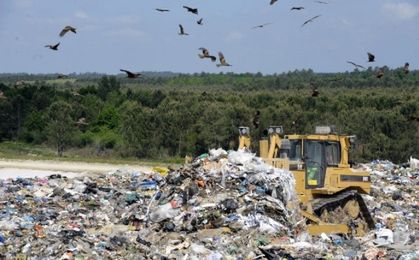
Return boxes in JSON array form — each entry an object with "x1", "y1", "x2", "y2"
[
  {"x1": 59, "y1": 26, "x2": 77, "y2": 37},
  {"x1": 270, "y1": 0, "x2": 278, "y2": 5},
  {"x1": 178, "y1": 24, "x2": 189, "y2": 35},
  {"x1": 310, "y1": 82, "x2": 319, "y2": 97},
  {"x1": 198, "y1": 48, "x2": 216, "y2": 62},
  {"x1": 45, "y1": 42, "x2": 60, "y2": 51},
  {"x1": 120, "y1": 69, "x2": 142, "y2": 78},
  {"x1": 291, "y1": 7, "x2": 305, "y2": 10},
  {"x1": 0, "y1": 91, "x2": 6, "y2": 100},
  {"x1": 197, "y1": 18, "x2": 204, "y2": 25},
  {"x1": 301, "y1": 15, "x2": 321, "y2": 27},
  {"x1": 367, "y1": 52, "x2": 375, "y2": 62},
  {"x1": 376, "y1": 68, "x2": 384, "y2": 78},
  {"x1": 75, "y1": 117, "x2": 88, "y2": 126},
  {"x1": 252, "y1": 23, "x2": 272, "y2": 29},
  {"x1": 216, "y1": 52, "x2": 232, "y2": 67},
  {"x1": 183, "y1": 6, "x2": 198, "y2": 15},
  {"x1": 403, "y1": 62, "x2": 409, "y2": 75},
  {"x1": 57, "y1": 73, "x2": 69, "y2": 79},
  {"x1": 155, "y1": 8, "x2": 170, "y2": 12},
  {"x1": 347, "y1": 61, "x2": 365, "y2": 69},
  {"x1": 315, "y1": 1, "x2": 328, "y2": 4}
]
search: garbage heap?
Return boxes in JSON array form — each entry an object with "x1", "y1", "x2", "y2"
[
  {"x1": 258, "y1": 159, "x2": 419, "y2": 259},
  {"x1": 0, "y1": 149, "x2": 301, "y2": 259}
]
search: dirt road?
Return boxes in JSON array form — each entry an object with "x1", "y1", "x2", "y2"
[{"x1": 0, "y1": 158, "x2": 154, "y2": 179}]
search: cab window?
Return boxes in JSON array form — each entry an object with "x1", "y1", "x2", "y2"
[
  {"x1": 289, "y1": 140, "x2": 302, "y2": 161},
  {"x1": 325, "y1": 141, "x2": 340, "y2": 166}
]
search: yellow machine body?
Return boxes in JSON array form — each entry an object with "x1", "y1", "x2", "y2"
[{"x1": 238, "y1": 126, "x2": 374, "y2": 235}]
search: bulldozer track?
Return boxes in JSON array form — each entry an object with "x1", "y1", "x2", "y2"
[{"x1": 312, "y1": 189, "x2": 375, "y2": 229}]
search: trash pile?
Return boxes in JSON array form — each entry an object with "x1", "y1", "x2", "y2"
[
  {"x1": 257, "y1": 159, "x2": 419, "y2": 260},
  {"x1": 0, "y1": 149, "x2": 302, "y2": 259},
  {"x1": 1, "y1": 151, "x2": 418, "y2": 259}
]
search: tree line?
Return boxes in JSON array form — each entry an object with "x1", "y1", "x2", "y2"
[{"x1": 0, "y1": 69, "x2": 418, "y2": 163}]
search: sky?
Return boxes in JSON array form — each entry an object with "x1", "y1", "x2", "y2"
[{"x1": 0, "y1": 0, "x2": 418, "y2": 75}]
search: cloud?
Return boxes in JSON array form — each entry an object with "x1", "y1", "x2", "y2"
[
  {"x1": 114, "y1": 15, "x2": 141, "y2": 25},
  {"x1": 224, "y1": 32, "x2": 244, "y2": 42},
  {"x1": 339, "y1": 18, "x2": 352, "y2": 27},
  {"x1": 382, "y1": 2, "x2": 419, "y2": 20},
  {"x1": 74, "y1": 11, "x2": 89, "y2": 19},
  {"x1": 104, "y1": 28, "x2": 150, "y2": 41},
  {"x1": 14, "y1": 0, "x2": 32, "y2": 9}
]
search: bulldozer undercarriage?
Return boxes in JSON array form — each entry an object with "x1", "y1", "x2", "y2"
[{"x1": 305, "y1": 190, "x2": 375, "y2": 236}]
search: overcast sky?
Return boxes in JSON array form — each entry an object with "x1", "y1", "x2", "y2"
[{"x1": 0, "y1": 0, "x2": 418, "y2": 75}]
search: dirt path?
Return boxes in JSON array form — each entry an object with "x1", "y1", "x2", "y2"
[{"x1": 0, "y1": 158, "x2": 154, "y2": 179}]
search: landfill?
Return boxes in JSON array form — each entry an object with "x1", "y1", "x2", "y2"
[{"x1": 0, "y1": 151, "x2": 418, "y2": 259}]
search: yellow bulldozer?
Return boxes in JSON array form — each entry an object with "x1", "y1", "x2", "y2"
[{"x1": 238, "y1": 125, "x2": 374, "y2": 235}]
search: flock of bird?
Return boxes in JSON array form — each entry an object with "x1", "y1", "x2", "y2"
[{"x1": 39, "y1": 1, "x2": 411, "y2": 96}]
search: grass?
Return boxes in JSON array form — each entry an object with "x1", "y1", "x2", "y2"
[{"x1": 0, "y1": 141, "x2": 183, "y2": 166}]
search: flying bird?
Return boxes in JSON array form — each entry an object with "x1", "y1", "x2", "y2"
[
  {"x1": 367, "y1": 52, "x2": 375, "y2": 62},
  {"x1": 155, "y1": 8, "x2": 170, "y2": 12},
  {"x1": 310, "y1": 82, "x2": 319, "y2": 97},
  {"x1": 178, "y1": 24, "x2": 189, "y2": 35},
  {"x1": 183, "y1": 6, "x2": 198, "y2": 15},
  {"x1": 216, "y1": 52, "x2": 232, "y2": 67},
  {"x1": 45, "y1": 42, "x2": 60, "y2": 51},
  {"x1": 198, "y1": 48, "x2": 216, "y2": 62},
  {"x1": 270, "y1": 0, "x2": 278, "y2": 5},
  {"x1": 120, "y1": 69, "x2": 142, "y2": 78},
  {"x1": 291, "y1": 7, "x2": 305, "y2": 10},
  {"x1": 403, "y1": 62, "x2": 409, "y2": 75},
  {"x1": 252, "y1": 23, "x2": 272, "y2": 29},
  {"x1": 347, "y1": 61, "x2": 365, "y2": 69},
  {"x1": 197, "y1": 18, "x2": 204, "y2": 25},
  {"x1": 315, "y1": 1, "x2": 328, "y2": 4},
  {"x1": 376, "y1": 68, "x2": 384, "y2": 78},
  {"x1": 59, "y1": 26, "x2": 77, "y2": 37},
  {"x1": 301, "y1": 15, "x2": 321, "y2": 27}
]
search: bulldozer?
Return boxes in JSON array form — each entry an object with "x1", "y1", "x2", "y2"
[{"x1": 238, "y1": 125, "x2": 374, "y2": 235}]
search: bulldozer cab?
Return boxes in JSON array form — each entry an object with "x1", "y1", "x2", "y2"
[{"x1": 237, "y1": 125, "x2": 374, "y2": 235}]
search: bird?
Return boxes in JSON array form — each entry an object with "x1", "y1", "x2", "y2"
[
  {"x1": 197, "y1": 18, "x2": 204, "y2": 25},
  {"x1": 216, "y1": 52, "x2": 232, "y2": 67},
  {"x1": 310, "y1": 82, "x2": 319, "y2": 97},
  {"x1": 270, "y1": 0, "x2": 278, "y2": 5},
  {"x1": 178, "y1": 24, "x2": 189, "y2": 35},
  {"x1": 403, "y1": 62, "x2": 409, "y2": 75},
  {"x1": 75, "y1": 117, "x2": 88, "y2": 127},
  {"x1": 155, "y1": 8, "x2": 170, "y2": 12},
  {"x1": 315, "y1": 1, "x2": 328, "y2": 4},
  {"x1": 252, "y1": 23, "x2": 272, "y2": 29},
  {"x1": 198, "y1": 48, "x2": 216, "y2": 62},
  {"x1": 120, "y1": 69, "x2": 142, "y2": 78},
  {"x1": 183, "y1": 6, "x2": 198, "y2": 15},
  {"x1": 59, "y1": 26, "x2": 77, "y2": 37},
  {"x1": 376, "y1": 68, "x2": 384, "y2": 78},
  {"x1": 367, "y1": 52, "x2": 375, "y2": 62},
  {"x1": 291, "y1": 7, "x2": 305, "y2": 10},
  {"x1": 57, "y1": 73, "x2": 69, "y2": 79},
  {"x1": 301, "y1": 15, "x2": 321, "y2": 27},
  {"x1": 45, "y1": 42, "x2": 60, "y2": 51},
  {"x1": 347, "y1": 61, "x2": 365, "y2": 69},
  {"x1": 253, "y1": 110, "x2": 261, "y2": 129}
]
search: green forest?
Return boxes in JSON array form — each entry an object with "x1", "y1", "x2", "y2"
[{"x1": 0, "y1": 68, "x2": 418, "y2": 163}]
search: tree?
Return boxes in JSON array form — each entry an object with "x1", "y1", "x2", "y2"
[{"x1": 46, "y1": 101, "x2": 74, "y2": 157}]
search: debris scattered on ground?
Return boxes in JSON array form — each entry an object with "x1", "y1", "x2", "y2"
[{"x1": 0, "y1": 152, "x2": 418, "y2": 259}]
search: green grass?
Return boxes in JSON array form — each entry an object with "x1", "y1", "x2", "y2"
[{"x1": 0, "y1": 141, "x2": 183, "y2": 166}]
